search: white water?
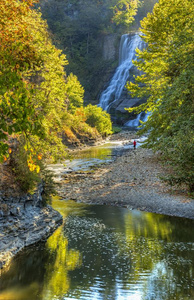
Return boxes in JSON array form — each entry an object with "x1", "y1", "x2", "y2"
[
  {"x1": 99, "y1": 33, "x2": 145, "y2": 111},
  {"x1": 124, "y1": 111, "x2": 150, "y2": 128}
]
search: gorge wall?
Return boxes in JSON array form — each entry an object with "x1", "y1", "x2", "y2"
[{"x1": 39, "y1": 0, "x2": 157, "y2": 104}]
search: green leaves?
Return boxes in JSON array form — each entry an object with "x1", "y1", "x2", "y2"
[
  {"x1": 84, "y1": 105, "x2": 113, "y2": 137},
  {"x1": 126, "y1": 0, "x2": 194, "y2": 192},
  {"x1": 112, "y1": 0, "x2": 140, "y2": 26},
  {"x1": 66, "y1": 73, "x2": 84, "y2": 113},
  {"x1": 0, "y1": 0, "x2": 114, "y2": 192}
]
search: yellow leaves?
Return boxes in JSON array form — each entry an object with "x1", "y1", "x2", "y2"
[
  {"x1": 74, "y1": 107, "x2": 86, "y2": 122},
  {"x1": 27, "y1": 153, "x2": 41, "y2": 173},
  {"x1": 27, "y1": 161, "x2": 40, "y2": 173},
  {"x1": 112, "y1": 0, "x2": 140, "y2": 26},
  {"x1": 0, "y1": 0, "x2": 43, "y2": 72},
  {"x1": 3, "y1": 97, "x2": 10, "y2": 108},
  {"x1": 36, "y1": 165, "x2": 40, "y2": 173},
  {"x1": 28, "y1": 162, "x2": 36, "y2": 172},
  {"x1": 0, "y1": 0, "x2": 89, "y2": 174}
]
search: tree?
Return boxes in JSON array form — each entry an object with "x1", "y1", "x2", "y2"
[
  {"x1": 112, "y1": 0, "x2": 140, "y2": 26},
  {"x1": 0, "y1": 0, "x2": 114, "y2": 192},
  {"x1": 0, "y1": 0, "x2": 44, "y2": 160},
  {"x1": 0, "y1": 0, "x2": 70, "y2": 165},
  {"x1": 65, "y1": 73, "x2": 84, "y2": 113},
  {"x1": 84, "y1": 104, "x2": 112, "y2": 137},
  {"x1": 126, "y1": 0, "x2": 194, "y2": 192}
]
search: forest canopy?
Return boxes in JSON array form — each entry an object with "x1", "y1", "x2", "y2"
[
  {"x1": 126, "y1": 0, "x2": 194, "y2": 191},
  {"x1": 0, "y1": 0, "x2": 112, "y2": 191}
]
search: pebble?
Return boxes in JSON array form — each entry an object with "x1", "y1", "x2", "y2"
[{"x1": 57, "y1": 132, "x2": 194, "y2": 220}]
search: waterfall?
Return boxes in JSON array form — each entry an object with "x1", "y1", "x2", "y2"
[
  {"x1": 125, "y1": 112, "x2": 143, "y2": 127},
  {"x1": 99, "y1": 33, "x2": 144, "y2": 111},
  {"x1": 124, "y1": 111, "x2": 151, "y2": 128}
]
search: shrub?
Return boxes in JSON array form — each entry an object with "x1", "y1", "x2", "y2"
[{"x1": 84, "y1": 105, "x2": 112, "y2": 137}]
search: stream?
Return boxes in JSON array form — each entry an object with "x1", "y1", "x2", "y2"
[{"x1": 0, "y1": 140, "x2": 194, "y2": 300}]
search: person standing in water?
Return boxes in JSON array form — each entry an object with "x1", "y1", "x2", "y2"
[{"x1": 133, "y1": 140, "x2": 136, "y2": 149}]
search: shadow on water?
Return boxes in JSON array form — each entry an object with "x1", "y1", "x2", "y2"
[{"x1": 0, "y1": 198, "x2": 194, "y2": 300}]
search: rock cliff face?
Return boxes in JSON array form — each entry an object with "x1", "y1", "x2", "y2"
[
  {"x1": 91, "y1": 33, "x2": 120, "y2": 103},
  {"x1": 0, "y1": 184, "x2": 62, "y2": 271},
  {"x1": 102, "y1": 34, "x2": 118, "y2": 61}
]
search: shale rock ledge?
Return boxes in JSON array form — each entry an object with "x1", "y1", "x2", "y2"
[{"x1": 0, "y1": 185, "x2": 62, "y2": 271}]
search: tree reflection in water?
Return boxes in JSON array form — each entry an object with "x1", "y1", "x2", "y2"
[{"x1": 0, "y1": 198, "x2": 193, "y2": 300}]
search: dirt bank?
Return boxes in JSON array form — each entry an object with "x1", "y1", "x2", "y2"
[{"x1": 57, "y1": 132, "x2": 194, "y2": 220}]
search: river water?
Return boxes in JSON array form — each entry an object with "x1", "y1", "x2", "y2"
[{"x1": 0, "y1": 141, "x2": 194, "y2": 300}]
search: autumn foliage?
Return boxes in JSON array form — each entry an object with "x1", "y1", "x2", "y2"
[{"x1": 0, "y1": 0, "x2": 112, "y2": 191}]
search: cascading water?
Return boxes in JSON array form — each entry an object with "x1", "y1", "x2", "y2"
[
  {"x1": 124, "y1": 111, "x2": 151, "y2": 128},
  {"x1": 99, "y1": 33, "x2": 145, "y2": 112}
]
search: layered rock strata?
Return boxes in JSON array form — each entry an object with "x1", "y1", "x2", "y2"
[{"x1": 0, "y1": 185, "x2": 62, "y2": 271}]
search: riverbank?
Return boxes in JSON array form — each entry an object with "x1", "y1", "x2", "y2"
[
  {"x1": 0, "y1": 183, "x2": 62, "y2": 272},
  {"x1": 1, "y1": 130, "x2": 193, "y2": 272},
  {"x1": 57, "y1": 131, "x2": 194, "y2": 220}
]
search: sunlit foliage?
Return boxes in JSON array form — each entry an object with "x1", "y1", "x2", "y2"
[
  {"x1": 0, "y1": 0, "x2": 68, "y2": 164},
  {"x1": 84, "y1": 105, "x2": 113, "y2": 137},
  {"x1": 126, "y1": 0, "x2": 194, "y2": 191},
  {"x1": 65, "y1": 73, "x2": 84, "y2": 113},
  {"x1": 112, "y1": 0, "x2": 140, "y2": 26},
  {"x1": 0, "y1": 0, "x2": 113, "y2": 191}
]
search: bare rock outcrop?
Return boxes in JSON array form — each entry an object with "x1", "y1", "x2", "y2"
[{"x1": 0, "y1": 184, "x2": 62, "y2": 271}]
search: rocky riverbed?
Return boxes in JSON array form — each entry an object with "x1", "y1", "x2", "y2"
[
  {"x1": 57, "y1": 131, "x2": 194, "y2": 220},
  {"x1": 1, "y1": 131, "x2": 193, "y2": 272}
]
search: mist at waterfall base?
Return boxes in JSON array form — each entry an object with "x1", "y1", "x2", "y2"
[{"x1": 99, "y1": 33, "x2": 147, "y2": 130}]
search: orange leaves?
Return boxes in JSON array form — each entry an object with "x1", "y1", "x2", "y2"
[
  {"x1": 37, "y1": 153, "x2": 42, "y2": 160},
  {"x1": 2, "y1": 148, "x2": 12, "y2": 163},
  {"x1": 74, "y1": 108, "x2": 86, "y2": 122}
]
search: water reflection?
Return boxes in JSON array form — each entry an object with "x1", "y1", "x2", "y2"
[
  {"x1": 47, "y1": 140, "x2": 135, "y2": 177},
  {"x1": 72, "y1": 140, "x2": 137, "y2": 160},
  {"x1": 0, "y1": 199, "x2": 194, "y2": 300}
]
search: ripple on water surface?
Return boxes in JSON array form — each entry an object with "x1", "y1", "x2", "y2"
[{"x1": 0, "y1": 200, "x2": 194, "y2": 300}]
